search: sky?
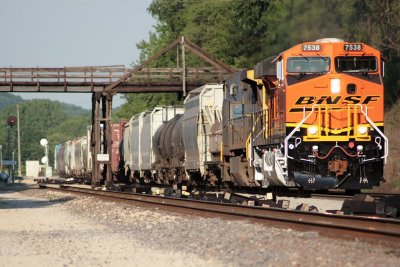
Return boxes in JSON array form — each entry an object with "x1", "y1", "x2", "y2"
[{"x1": 0, "y1": 0, "x2": 156, "y2": 109}]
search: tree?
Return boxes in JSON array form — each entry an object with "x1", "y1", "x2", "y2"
[
  {"x1": 118, "y1": 0, "x2": 400, "y2": 116},
  {"x1": 0, "y1": 93, "x2": 24, "y2": 111},
  {"x1": 118, "y1": 0, "x2": 271, "y2": 118},
  {"x1": 0, "y1": 99, "x2": 90, "y2": 172},
  {"x1": 116, "y1": 93, "x2": 181, "y2": 119},
  {"x1": 341, "y1": 0, "x2": 400, "y2": 106}
]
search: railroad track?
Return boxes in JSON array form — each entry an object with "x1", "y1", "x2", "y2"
[
  {"x1": 39, "y1": 184, "x2": 400, "y2": 245},
  {"x1": 36, "y1": 176, "x2": 398, "y2": 202}
]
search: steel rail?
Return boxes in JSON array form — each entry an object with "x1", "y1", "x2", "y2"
[
  {"x1": 41, "y1": 184, "x2": 400, "y2": 244},
  {"x1": 275, "y1": 190, "x2": 399, "y2": 202},
  {"x1": 306, "y1": 192, "x2": 399, "y2": 202}
]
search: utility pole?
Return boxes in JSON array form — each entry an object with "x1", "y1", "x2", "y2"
[
  {"x1": 17, "y1": 104, "x2": 22, "y2": 177},
  {"x1": 181, "y1": 36, "x2": 186, "y2": 97}
]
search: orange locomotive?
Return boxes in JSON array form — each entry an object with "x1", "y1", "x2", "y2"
[{"x1": 223, "y1": 38, "x2": 387, "y2": 190}]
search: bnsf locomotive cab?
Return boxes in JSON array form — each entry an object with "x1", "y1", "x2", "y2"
[{"x1": 253, "y1": 38, "x2": 387, "y2": 190}]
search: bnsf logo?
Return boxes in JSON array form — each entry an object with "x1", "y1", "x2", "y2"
[
  {"x1": 295, "y1": 95, "x2": 380, "y2": 105},
  {"x1": 289, "y1": 95, "x2": 381, "y2": 112}
]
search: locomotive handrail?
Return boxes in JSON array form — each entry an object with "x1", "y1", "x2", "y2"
[
  {"x1": 284, "y1": 104, "x2": 387, "y2": 164},
  {"x1": 284, "y1": 105, "x2": 318, "y2": 161},
  {"x1": 246, "y1": 110, "x2": 268, "y2": 164},
  {"x1": 301, "y1": 104, "x2": 377, "y2": 141},
  {"x1": 357, "y1": 104, "x2": 388, "y2": 164},
  {"x1": 246, "y1": 113, "x2": 261, "y2": 164}
]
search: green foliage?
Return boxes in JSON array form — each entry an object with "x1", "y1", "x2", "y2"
[
  {"x1": 119, "y1": 0, "x2": 400, "y2": 119},
  {"x1": 145, "y1": 0, "x2": 272, "y2": 67},
  {"x1": 135, "y1": 0, "x2": 186, "y2": 68},
  {"x1": 341, "y1": 0, "x2": 400, "y2": 55},
  {"x1": 148, "y1": 0, "x2": 186, "y2": 34},
  {"x1": 179, "y1": 0, "x2": 236, "y2": 65},
  {"x1": 384, "y1": 57, "x2": 400, "y2": 106},
  {"x1": 340, "y1": 0, "x2": 400, "y2": 107},
  {"x1": 46, "y1": 116, "x2": 90, "y2": 144},
  {"x1": 0, "y1": 99, "x2": 90, "y2": 172},
  {"x1": 59, "y1": 102, "x2": 90, "y2": 117},
  {"x1": 116, "y1": 93, "x2": 181, "y2": 119},
  {"x1": 142, "y1": 0, "x2": 349, "y2": 67},
  {"x1": 136, "y1": 31, "x2": 179, "y2": 68},
  {"x1": 0, "y1": 93, "x2": 24, "y2": 111},
  {"x1": 120, "y1": 0, "x2": 272, "y2": 118}
]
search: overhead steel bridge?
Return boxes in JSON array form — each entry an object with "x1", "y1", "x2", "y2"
[
  {"x1": 0, "y1": 66, "x2": 229, "y2": 93},
  {"x1": 0, "y1": 37, "x2": 234, "y2": 94}
]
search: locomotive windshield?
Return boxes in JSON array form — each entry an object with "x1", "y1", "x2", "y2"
[
  {"x1": 287, "y1": 57, "x2": 330, "y2": 73},
  {"x1": 335, "y1": 56, "x2": 377, "y2": 73}
]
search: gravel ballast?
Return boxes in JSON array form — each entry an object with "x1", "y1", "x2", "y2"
[{"x1": 1, "y1": 183, "x2": 399, "y2": 266}]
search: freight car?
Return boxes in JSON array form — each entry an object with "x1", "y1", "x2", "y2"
[
  {"x1": 119, "y1": 84, "x2": 224, "y2": 187},
  {"x1": 55, "y1": 123, "x2": 124, "y2": 181},
  {"x1": 182, "y1": 84, "x2": 224, "y2": 186},
  {"x1": 121, "y1": 106, "x2": 184, "y2": 183},
  {"x1": 54, "y1": 127, "x2": 91, "y2": 180}
]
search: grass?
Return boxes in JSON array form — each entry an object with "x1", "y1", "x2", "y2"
[{"x1": 393, "y1": 180, "x2": 400, "y2": 188}]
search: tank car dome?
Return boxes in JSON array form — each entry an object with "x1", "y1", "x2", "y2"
[{"x1": 315, "y1": 38, "x2": 344, "y2": 43}]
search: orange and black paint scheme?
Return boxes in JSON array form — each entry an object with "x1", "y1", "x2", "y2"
[{"x1": 223, "y1": 38, "x2": 387, "y2": 190}]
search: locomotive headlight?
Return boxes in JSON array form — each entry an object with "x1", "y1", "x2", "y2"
[
  {"x1": 358, "y1": 125, "x2": 368, "y2": 135},
  {"x1": 312, "y1": 145, "x2": 319, "y2": 152},
  {"x1": 357, "y1": 145, "x2": 364, "y2": 152},
  {"x1": 330, "y1": 78, "x2": 341, "y2": 94},
  {"x1": 308, "y1": 126, "x2": 318, "y2": 135}
]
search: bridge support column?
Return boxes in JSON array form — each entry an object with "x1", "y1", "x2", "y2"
[
  {"x1": 91, "y1": 92, "x2": 102, "y2": 188},
  {"x1": 91, "y1": 92, "x2": 113, "y2": 189},
  {"x1": 103, "y1": 92, "x2": 113, "y2": 188}
]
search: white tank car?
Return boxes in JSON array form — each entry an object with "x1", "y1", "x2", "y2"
[{"x1": 139, "y1": 106, "x2": 184, "y2": 180}]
